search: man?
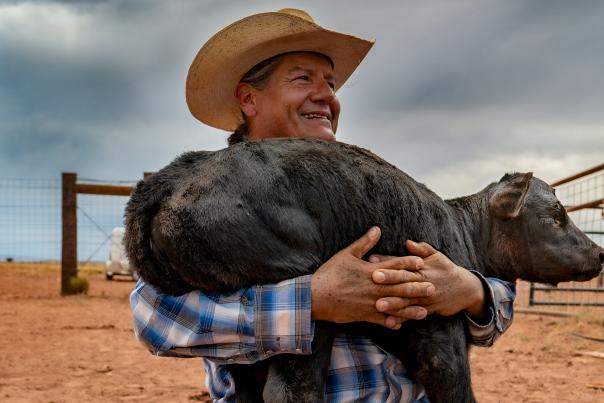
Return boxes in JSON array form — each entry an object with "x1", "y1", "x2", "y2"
[{"x1": 130, "y1": 9, "x2": 515, "y2": 402}]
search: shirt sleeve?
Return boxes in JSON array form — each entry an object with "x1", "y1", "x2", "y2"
[
  {"x1": 130, "y1": 275, "x2": 314, "y2": 364},
  {"x1": 464, "y1": 272, "x2": 515, "y2": 347}
]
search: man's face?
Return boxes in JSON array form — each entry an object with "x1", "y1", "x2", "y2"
[{"x1": 245, "y1": 53, "x2": 341, "y2": 142}]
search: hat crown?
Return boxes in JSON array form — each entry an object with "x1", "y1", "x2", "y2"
[
  {"x1": 186, "y1": 8, "x2": 374, "y2": 131},
  {"x1": 277, "y1": 8, "x2": 315, "y2": 23}
]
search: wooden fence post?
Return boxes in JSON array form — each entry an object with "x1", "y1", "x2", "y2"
[{"x1": 61, "y1": 172, "x2": 78, "y2": 295}]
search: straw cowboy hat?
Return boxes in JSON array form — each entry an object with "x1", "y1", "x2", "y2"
[{"x1": 186, "y1": 8, "x2": 375, "y2": 131}]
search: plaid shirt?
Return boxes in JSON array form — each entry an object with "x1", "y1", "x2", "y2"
[{"x1": 131, "y1": 273, "x2": 515, "y2": 402}]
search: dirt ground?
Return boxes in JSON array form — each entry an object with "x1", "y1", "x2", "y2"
[{"x1": 1, "y1": 263, "x2": 603, "y2": 403}]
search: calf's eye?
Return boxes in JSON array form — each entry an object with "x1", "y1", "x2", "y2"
[
  {"x1": 538, "y1": 215, "x2": 563, "y2": 228},
  {"x1": 538, "y1": 216, "x2": 554, "y2": 225}
]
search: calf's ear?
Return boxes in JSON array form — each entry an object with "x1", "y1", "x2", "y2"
[{"x1": 489, "y1": 172, "x2": 533, "y2": 219}]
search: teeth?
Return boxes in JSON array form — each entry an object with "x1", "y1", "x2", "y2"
[{"x1": 303, "y1": 114, "x2": 328, "y2": 119}]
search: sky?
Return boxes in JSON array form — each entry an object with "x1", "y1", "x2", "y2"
[{"x1": 1, "y1": 0, "x2": 604, "y2": 199}]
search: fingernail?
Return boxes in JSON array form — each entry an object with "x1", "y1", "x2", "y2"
[
  {"x1": 369, "y1": 227, "x2": 380, "y2": 239},
  {"x1": 378, "y1": 301, "x2": 389, "y2": 311},
  {"x1": 369, "y1": 255, "x2": 379, "y2": 263},
  {"x1": 374, "y1": 271, "x2": 386, "y2": 283},
  {"x1": 368, "y1": 227, "x2": 379, "y2": 239},
  {"x1": 426, "y1": 284, "x2": 435, "y2": 296}
]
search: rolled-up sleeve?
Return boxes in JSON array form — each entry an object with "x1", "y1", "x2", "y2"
[
  {"x1": 130, "y1": 275, "x2": 314, "y2": 364},
  {"x1": 465, "y1": 272, "x2": 515, "y2": 347}
]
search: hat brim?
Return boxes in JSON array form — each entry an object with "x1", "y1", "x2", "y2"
[{"x1": 186, "y1": 11, "x2": 374, "y2": 131}]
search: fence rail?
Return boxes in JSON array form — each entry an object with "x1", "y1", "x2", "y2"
[
  {"x1": 60, "y1": 173, "x2": 144, "y2": 294},
  {"x1": 526, "y1": 163, "x2": 604, "y2": 310},
  {"x1": 0, "y1": 176, "x2": 135, "y2": 266},
  {"x1": 1, "y1": 162, "x2": 602, "y2": 302}
]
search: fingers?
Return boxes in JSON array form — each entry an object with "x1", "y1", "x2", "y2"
[
  {"x1": 372, "y1": 254, "x2": 423, "y2": 271},
  {"x1": 382, "y1": 304, "x2": 428, "y2": 321},
  {"x1": 405, "y1": 240, "x2": 438, "y2": 258},
  {"x1": 347, "y1": 226, "x2": 381, "y2": 259},
  {"x1": 367, "y1": 298, "x2": 431, "y2": 329},
  {"x1": 368, "y1": 254, "x2": 396, "y2": 263},
  {"x1": 378, "y1": 281, "x2": 435, "y2": 299},
  {"x1": 372, "y1": 267, "x2": 424, "y2": 284},
  {"x1": 384, "y1": 316, "x2": 404, "y2": 329},
  {"x1": 368, "y1": 299, "x2": 429, "y2": 328},
  {"x1": 366, "y1": 312, "x2": 405, "y2": 330},
  {"x1": 400, "y1": 281, "x2": 435, "y2": 297}
]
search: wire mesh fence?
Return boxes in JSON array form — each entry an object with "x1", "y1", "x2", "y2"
[
  {"x1": 558, "y1": 170, "x2": 604, "y2": 247},
  {"x1": 1, "y1": 168, "x2": 602, "y2": 308},
  {"x1": 0, "y1": 178, "x2": 61, "y2": 263},
  {"x1": 516, "y1": 169, "x2": 604, "y2": 311},
  {"x1": 77, "y1": 192, "x2": 133, "y2": 269},
  {"x1": 0, "y1": 177, "x2": 134, "y2": 271}
]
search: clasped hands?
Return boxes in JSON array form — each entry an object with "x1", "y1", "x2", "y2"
[{"x1": 311, "y1": 227, "x2": 486, "y2": 329}]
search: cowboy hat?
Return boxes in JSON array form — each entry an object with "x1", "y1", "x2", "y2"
[{"x1": 186, "y1": 8, "x2": 375, "y2": 131}]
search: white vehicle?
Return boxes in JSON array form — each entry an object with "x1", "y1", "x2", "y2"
[{"x1": 105, "y1": 227, "x2": 136, "y2": 280}]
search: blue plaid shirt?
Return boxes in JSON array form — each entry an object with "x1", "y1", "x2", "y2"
[{"x1": 131, "y1": 273, "x2": 515, "y2": 402}]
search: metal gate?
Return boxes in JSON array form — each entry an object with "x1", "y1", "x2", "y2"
[{"x1": 528, "y1": 163, "x2": 604, "y2": 308}]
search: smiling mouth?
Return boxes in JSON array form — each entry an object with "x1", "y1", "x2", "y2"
[{"x1": 301, "y1": 113, "x2": 331, "y2": 122}]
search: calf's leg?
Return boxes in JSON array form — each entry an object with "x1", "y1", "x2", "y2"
[
  {"x1": 229, "y1": 362, "x2": 268, "y2": 403},
  {"x1": 262, "y1": 322, "x2": 334, "y2": 403},
  {"x1": 405, "y1": 316, "x2": 475, "y2": 403}
]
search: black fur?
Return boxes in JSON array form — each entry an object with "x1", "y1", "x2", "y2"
[{"x1": 125, "y1": 138, "x2": 603, "y2": 403}]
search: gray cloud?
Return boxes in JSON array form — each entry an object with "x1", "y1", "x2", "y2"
[
  {"x1": 1, "y1": 0, "x2": 603, "y2": 197},
  {"x1": 346, "y1": 1, "x2": 604, "y2": 118}
]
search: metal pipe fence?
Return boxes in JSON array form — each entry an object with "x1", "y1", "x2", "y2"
[
  {"x1": 520, "y1": 166, "x2": 604, "y2": 311},
  {"x1": 1, "y1": 166, "x2": 602, "y2": 306}
]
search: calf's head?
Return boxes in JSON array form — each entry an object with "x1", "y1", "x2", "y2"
[{"x1": 488, "y1": 172, "x2": 604, "y2": 285}]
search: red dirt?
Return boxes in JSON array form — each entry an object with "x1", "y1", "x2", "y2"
[{"x1": 1, "y1": 263, "x2": 603, "y2": 402}]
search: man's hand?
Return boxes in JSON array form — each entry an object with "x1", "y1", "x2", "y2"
[
  {"x1": 311, "y1": 227, "x2": 435, "y2": 330},
  {"x1": 370, "y1": 240, "x2": 488, "y2": 322}
]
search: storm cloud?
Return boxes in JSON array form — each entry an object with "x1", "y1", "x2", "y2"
[{"x1": 1, "y1": 0, "x2": 603, "y2": 197}]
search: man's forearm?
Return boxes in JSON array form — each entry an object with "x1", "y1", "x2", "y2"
[{"x1": 130, "y1": 277, "x2": 314, "y2": 363}]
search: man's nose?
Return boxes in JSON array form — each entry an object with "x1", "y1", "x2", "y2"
[{"x1": 310, "y1": 79, "x2": 336, "y2": 103}]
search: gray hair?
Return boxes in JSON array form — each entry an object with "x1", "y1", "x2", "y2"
[
  {"x1": 228, "y1": 51, "x2": 334, "y2": 145},
  {"x1": 228, "y1": 54, "x2": 287, "y2": 145}
]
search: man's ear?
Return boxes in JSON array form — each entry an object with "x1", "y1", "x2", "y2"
[
  {"x1": 489, "y1": 172, "x2": 533, "y2": 219},
  {"x1": 235, "y1": 83, "x2": 257, "y2": 118}
]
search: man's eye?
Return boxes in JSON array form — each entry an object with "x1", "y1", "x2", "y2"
[
  {"x1": 295, "y1": 75, "x2": 310, "y2": 81},
  {"x1": 328, "y1": 82, "x2": 335, "y2": 90}
]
